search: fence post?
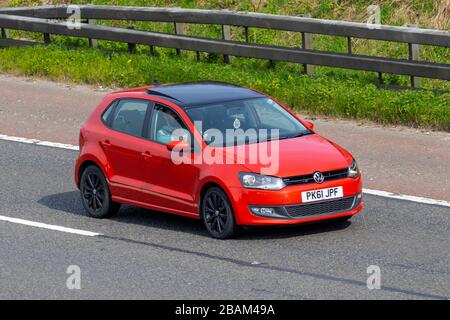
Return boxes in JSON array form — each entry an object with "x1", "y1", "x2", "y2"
[
  {"x1": 378, "y1": 72, "x2": 384, "y2": 85},
  {"x1": 301, "y1": 32, "x2": 314, "y2": 74},
  {"x1": 407, "y1": 24, "x2": 421, "y2": 88},
  {"x1": 174, "y1": 22, "x2": 186, "y2": 55},
  {"x1": 87, "y1": 19, "x2": 97, "y2": 48},
  {"x1": 1, "y1": 28, "x2": 8, "y2": 39},
  {"x1": 347, "y1": 36, "x2": 352, "y2": 54},
  {"x1": 127, "y1": 26, "x2": 136, "y2": 53},
  {"x1": 43, "y1": 33, "x2": 51, "y2": 44},
  {"x1": 301, "y1": 14, "x2": 314, "y2": 75},
  {"x1": 222, "y1": 24, "x2": 231, "y2": 63}
]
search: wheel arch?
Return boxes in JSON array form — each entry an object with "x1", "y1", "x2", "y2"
[
  {"x1": 197, "y1": 179, "x2": 237, "y2": 218},
  {"x1": 76, "y1": 157, "x2": 107, "y2": 188}
]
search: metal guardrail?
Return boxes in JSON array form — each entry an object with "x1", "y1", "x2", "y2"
[{"x1": 1, "y1": 5, "x2": 449, "y2": 85}]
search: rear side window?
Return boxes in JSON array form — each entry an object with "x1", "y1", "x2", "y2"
[
  {"x1": 110, "y1": 99, "x2": 150, "y2": 137},
  {"x1": 101, "y1": 101, "x2": 116, "y2": 124}
]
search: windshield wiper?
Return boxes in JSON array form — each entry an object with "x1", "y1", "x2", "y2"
[
  {"x1": 278, "y1": 132, "x2": 313, "y2": 140},
  {"x1": 289, "y1": 132, "x2": 313, "y2": 138},
  {"x1": 258, "y1": 131, "x2": 312, "y2": 142}
]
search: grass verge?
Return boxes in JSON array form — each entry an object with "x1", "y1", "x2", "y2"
[{"x1": 0, "y1": 44, "x2": 448, "y2": 131}]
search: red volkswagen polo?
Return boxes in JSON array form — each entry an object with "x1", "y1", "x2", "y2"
[{"x1": 75, "y1": 82, "x2": 363, "y2": 238}]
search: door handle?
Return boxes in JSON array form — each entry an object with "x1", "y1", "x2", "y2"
[
  {"x1": 142, "y1": 151, "x2": 153, "y2": 160},
  {"x1": 100, "y1": 140, "x2": 111, "y2": 147}
]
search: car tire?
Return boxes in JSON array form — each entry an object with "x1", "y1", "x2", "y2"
[
  {"x1": 201, "y1": 187, "x2": 236, "y2": 239},
  {"x1": 80, "y1": 165, "x2": 120, "y2": 218}
]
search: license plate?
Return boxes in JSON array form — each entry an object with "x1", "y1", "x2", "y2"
[{"x1": 301, "y1": 186, "x2": 343, "y2": 203}]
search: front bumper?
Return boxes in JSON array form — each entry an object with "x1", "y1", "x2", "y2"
[{"x1": 228, "y1": 176, "x2": 363, "y2": 226}]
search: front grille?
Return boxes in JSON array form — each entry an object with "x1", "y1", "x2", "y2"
[
  {"x1": 285, "y1": 196, "x2": 355, "y2": 218},
  {"x1": 283, "y1": 168, "x2": 349, "y2": 186}
]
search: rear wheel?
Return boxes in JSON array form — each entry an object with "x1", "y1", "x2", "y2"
[
  {"x1": 201, "y1": 187, "x2": 236, "y2": 239},
  {"x1": 80, "y1": 165, "x2": 120, "y2": 218}
]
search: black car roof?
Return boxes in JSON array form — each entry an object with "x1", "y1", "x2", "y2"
[{"x1": 147, "y1": 81, "x2": 264, "y2": 107}]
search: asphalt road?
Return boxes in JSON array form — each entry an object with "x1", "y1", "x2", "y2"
[{"x1": 0, "y1": 140, "x2": 449, "y2": 300}]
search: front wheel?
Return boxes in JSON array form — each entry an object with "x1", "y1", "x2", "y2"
[
  {"x1": 201, "y1": 187, "x2": 236, "y2": 239},
  {"x1": 80, "y1": 165, "x2": 120, "y2": 218}
]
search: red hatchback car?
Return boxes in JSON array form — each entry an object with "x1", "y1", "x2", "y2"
[{"x1": 75, "y1": 82, "x2": 363, "y2": 238}]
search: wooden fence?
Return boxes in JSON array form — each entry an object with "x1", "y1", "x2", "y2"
[{"x1": 1, "y1": 5, "x2": 449, "y2": 86}]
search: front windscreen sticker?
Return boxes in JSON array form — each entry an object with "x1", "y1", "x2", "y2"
[{"x1": 233, "y1": 118, "x2": 241, "y2": 129}]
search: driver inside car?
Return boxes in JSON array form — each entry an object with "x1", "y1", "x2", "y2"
[{"x1": 154, "y1": 107, "x2": 188, "y2": 144}]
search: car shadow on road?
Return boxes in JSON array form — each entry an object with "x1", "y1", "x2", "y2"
[
  {"x1": 38, "y1": 191, "x2": 206, "y2": 236},
  {"x1": 38, "y1": 191, "x2": 352, "y2": 240}
]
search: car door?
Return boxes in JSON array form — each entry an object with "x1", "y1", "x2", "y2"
[
  {"x1": 101, "y1": 98, "x2": 153, "y2": 203},
  {"x1": 140, "y1": 103, "x2": 199, "y2": 215}
]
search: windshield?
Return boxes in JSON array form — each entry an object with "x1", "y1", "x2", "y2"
[{"x1": 185, "y1": 97, "x2": 311, "y2": 147}]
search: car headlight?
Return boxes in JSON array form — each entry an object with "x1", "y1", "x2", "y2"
[
  {"x1": 239, "y1": 172, "x2": 286, "y2": 190},
  {"x1": 348, "y1": 159, "x2": 360, "y2": 178}
]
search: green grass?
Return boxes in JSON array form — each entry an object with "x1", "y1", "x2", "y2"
[
  {"x1": 1, "y1": 0, "x2": 449, "y2": 130},
  {"x1": 0, "y1": 44, "x2": 448, "y2": 130}
]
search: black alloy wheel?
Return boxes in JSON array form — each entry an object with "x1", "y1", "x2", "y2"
[
  {"x1": 201, "y1": 187, "x2": 236, "y2": 239},
  {"x1": 80, "y1": 165, "x2": 120, "y2": 218}
]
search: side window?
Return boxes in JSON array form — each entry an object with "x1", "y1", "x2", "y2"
[
  {"x1": 150, "y1": 105, "x2": 190, "y2": 145},
  {"x1": 101, "y1": 101, "x2": 116, "y2": 125},
  {"x1": 111, "y1": 99, "x2": 149, "y2": 137}
]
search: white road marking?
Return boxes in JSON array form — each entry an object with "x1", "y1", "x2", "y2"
[
  {"x1": 363, "y1": 188, "x2": 450, "y2": 208},
  {"x1": 0, "y1": 134, "x2": 79, "y2": 151},
  {"x1": 1, "y1": 133, "x2": 450, "y2": 208},
  {"x1": 0, "y1": 215, "x2": 102, "y2": 237}
]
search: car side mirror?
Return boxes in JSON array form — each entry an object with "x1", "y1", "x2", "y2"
[
  {"x1": 304, "y1": 121, "x2": 314, "y2": 130},
  {"x1": 166, "y1": 140, "x2": 190, "y2": 151}
]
